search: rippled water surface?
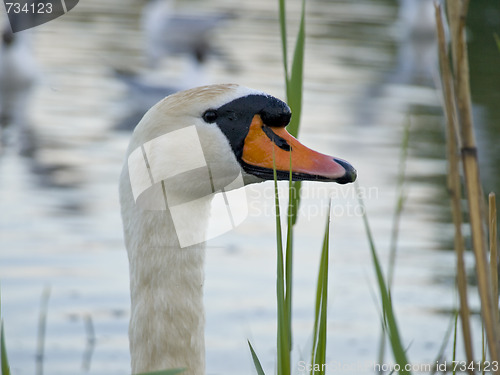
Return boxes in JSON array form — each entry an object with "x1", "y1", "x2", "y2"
[{"x1": 1, "y1": 0, "x2": 500, "y2": 374}]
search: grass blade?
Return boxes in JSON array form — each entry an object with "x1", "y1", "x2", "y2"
[
  {"x1": 286, "y1": 0, "x2": 306, "y2": 137},
  {"x1": 273, "y1": 148, "x2": 290, "y2": 375},
  {"x1": 278, "y1": 0, "x2": 289, "y2": 83},
  {"x1": 248, "y1": 341, "x2": 267, "y2": 375},
  {"x1": 357, "y1": 186, "x2": 410, "y2": 374},
  {"x1": 378, "y1": 118, "x2": 410, "y2": 365},
  {"x1": 430, "y1": 308, "x2": 458, "y2": 375},
  {"x1": 280, "y1": 0, "x2": 306, "y2": 226},
  {"x1": 285, "y1": 153, "x2": 294, "y2": 352},
  {"x1": 310, "y1": 207, "x2": 331, "y2": 375},
  {"x1": 0, "y1": 320, "x2": 9, "y2": 375}
]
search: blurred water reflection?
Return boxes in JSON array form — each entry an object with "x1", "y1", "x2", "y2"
[{"x1": 0, "y1": 0, "x2": 499, "y2": 374}]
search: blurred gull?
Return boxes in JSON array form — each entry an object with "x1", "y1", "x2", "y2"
[
  {"x1": 0, "y1": 24, "x2": 38, "y2": 155},
  {"x1": 390, "y1": 0, "x2": 439, "y2": 85},
  {"x1": 113, "y1": 51, "x2": 209, "y2": 130},
  {"x1": 0, "y1": 26, "x2": 38, "y2": 128},
  {"x1": 351, "y1": 0, "x2": 441, "y2": 128},
  {"x1": 114, "y1": 0, "x2": 235, "y2": 130},
  {"x1": 141, "y1": 0, "x2": 233, "y2": 69}
]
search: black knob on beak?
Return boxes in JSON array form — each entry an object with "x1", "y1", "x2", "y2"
[{"x1": 260, "y1": 98, "x2": 291, "y2": 128}]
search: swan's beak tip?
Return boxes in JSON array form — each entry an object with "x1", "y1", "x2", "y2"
[{"x1": 333, "y1": 158, "x2": 357, "y2": 184}]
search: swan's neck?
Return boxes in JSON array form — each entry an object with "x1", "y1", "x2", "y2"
[{"x1": 120, "y1": 172, "x2": 211, "y2": 374}]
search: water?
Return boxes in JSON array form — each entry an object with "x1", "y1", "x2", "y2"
[{"x1": 1, "y1": 0, "x2": 499, "y2": 374}]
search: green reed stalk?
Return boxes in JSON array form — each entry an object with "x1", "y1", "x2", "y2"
[
  {"x1": 357, "y1": 186, "x2": 410, "y2": 375},
  {"x1": 431, "y1": 309, "x2": 459, "y2": 375},
  {"x1": 279, "y1": 0, "x2": 306, "y2": 226},
  {"x1": 378, "y1": 118, "x2": 410, "y2": 367},
  {"x1": 310, "y1": 208, "x2": 331, "y2": 375},
  {"x1": 272, "y1": 148, "x2": 291, "y2": 375},
  {"x1": 285, "y1": 153, "x2": 294, "y2": 352},
  {"x1": 249, "y1": 2, "x2": 332, "y2": 374}
]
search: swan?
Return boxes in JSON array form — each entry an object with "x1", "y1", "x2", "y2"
[{"x1": 119, "y1": 84, "x2": 356, "y2": 374}]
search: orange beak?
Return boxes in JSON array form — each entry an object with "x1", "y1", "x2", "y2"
[{"x1": 240, "y1": 115, "x2": 356, "y2": 184}]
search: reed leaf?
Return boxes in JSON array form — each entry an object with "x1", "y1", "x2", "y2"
[
  {"x1": 248, "y1": 341, "x2": 267, "y2": 375},
  {"x1": 378, "y1": 118, "x2": 410, "y2": 365},
  {"x1": 279, "y1": 0, "x2": 306, "y2": 226},
  {"x1": 285, "y1": 153, "x2": 294, "y2": 351},
  {"x1": 285, "y1": 0, "x2": 306, "y2": 138},
  {"x1": 357, "y1": 187, "x2": 410, "y2": 374},
  {"x1": 273, "y1": 148, "x2": 291, "y2": 375},
  {"x1": 278, "y1": 0, "x2": 289, "y2": 81},
  {"x1": 0, "y1": 320, "x2": 9, "y2": 375},
  {"x1": 310, "y1": 207, "x2": 331, "y2": 374}
]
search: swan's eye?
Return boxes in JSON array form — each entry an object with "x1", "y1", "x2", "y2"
[{"x1": 202, "y1": 110, "x2": 218, "y2": 123}]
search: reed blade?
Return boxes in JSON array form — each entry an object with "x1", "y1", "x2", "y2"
[
  {"x1": 311, "y1": 208, "x2": 331, "y2": 374},
  {"x1": 0, "y1": 320, "x2": 9, "y2": 375},
  {"x1": 357, "y1": 186, "x2": 411, "y2": 374},
  {"x1": 248, "y1": 341, "x2": 267, "y2": 375}
]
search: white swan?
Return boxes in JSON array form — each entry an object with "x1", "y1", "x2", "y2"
[{"x1": 119, "y1": 84, "x2": 356, "y2": 374}]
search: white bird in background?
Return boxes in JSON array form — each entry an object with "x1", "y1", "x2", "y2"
[
  {"x1": 141, "y1": 0, "x2": 233, "y2": 69},
  {"x1": 114, "y1": 0, "x2": 233, "y2": 129},
  {"x1": 392, "y1": 0, "x2": 438, "y2": 85},
  {"x1": 119, "y1": 84, "x2": 356, "y2": 374},
  {"x1": 0, "y1": 24, "x2": 38, "y2": 155},
  {"x1": 0, "y1": 26, "x2": 37, "y2": 129}
]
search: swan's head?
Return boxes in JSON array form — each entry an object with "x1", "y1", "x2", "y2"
[
  {"x1": 127, "y1": 84, "x2": 356, "y2": 192},
  {"x1": 121, "y1": 84, "x2": 356, "y2": 247}
]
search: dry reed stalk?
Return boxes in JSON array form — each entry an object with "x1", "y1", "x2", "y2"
[
  {"x1": 434, "y1": 4, "x2": 474, "y2": 368},
  {"x1": 490, "y1": 193, "x2": 499, "y2": 322},
  {"x1": 445, "y1": 0, "x2": 500, "y2": 365}
]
